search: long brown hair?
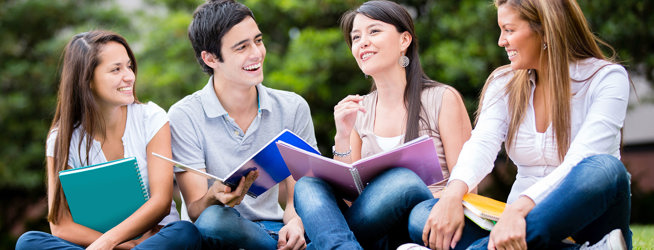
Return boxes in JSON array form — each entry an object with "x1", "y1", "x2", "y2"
[
  {"x1": 480, "y1": 0, "x2": 615, "y2": 161},
  {"x1": 48, "y1": 31, "x2": 138, "y2": 223},
  {"x1": 340, "y1": 0, "x2": 440, "y2": 142}
]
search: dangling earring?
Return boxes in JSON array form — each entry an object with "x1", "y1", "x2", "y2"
[
  {"x1": 399, "y1": 54, "x2": 410, "y2": 68},
  {"x1": 543, "y1": 43, "x2": 548, "y2": 50},
  {"x1": 364, "y1": 74, "x2": 369, "y2": 79}
]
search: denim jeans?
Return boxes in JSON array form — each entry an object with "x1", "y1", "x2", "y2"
[
  {"x1": 194, "y1": 205, "x2": 286, "y2": 249},
  {"x1": 294, "y1": 167, "x2": 432, "y2": 250},
  {"x1": 15, "y1": 220, "x2": 201, "y2": 250},
  {"x1": 408, "y1": 154, "x2": 632, "y2": 249}
]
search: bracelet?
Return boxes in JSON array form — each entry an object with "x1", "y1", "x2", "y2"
[{"x1": 332, "y1": 146, "x2": 352, "y2": 158}]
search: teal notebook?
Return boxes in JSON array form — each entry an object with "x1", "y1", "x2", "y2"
[{"x1": 59, "y1": 157, "x2": 149, "y2": 233}]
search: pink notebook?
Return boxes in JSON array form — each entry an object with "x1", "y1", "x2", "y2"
[{"x1": 276, "y1": 135, "x2": 443, "y2": 200}]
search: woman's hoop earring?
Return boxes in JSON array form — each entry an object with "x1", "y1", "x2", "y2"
[{"x1": 399, "y1": 55, "x2": 410, "y2": 68}]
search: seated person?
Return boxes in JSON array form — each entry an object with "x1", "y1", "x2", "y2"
[
  {"x1": 293, "y1": 1, "x2": 472, "y2": 249},
  {"x1": 410, "y1": 0, "x2": 632, "y2": 249},
  {"x1": 168, "y1": 1, "x2": 315, "y2": 249},
  {"x1": 16, "y1": 30, "x2": 200, "y2": 250}
]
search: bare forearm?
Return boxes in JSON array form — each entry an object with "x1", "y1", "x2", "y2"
[
  {"x1": 505, "y1": 196, "x2": 535, "y2": 218},
  {"x1": 282, "y1": 202, "x2": 300, "y2": 225},
  {"x1": 187, "y1": 193, "x2": 221, "y2": 221},
  {"x1": 51, "y1": 221, "x2": 103, "y2": 247},
  {"x1": 280, "y1": 178, "x2": 301, "y2": 225},
  {"x1": 442, "y1": 179, "x2": 469, "y2": 200}
]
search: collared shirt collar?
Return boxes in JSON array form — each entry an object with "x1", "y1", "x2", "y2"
[
  {"x1": 527, "y1": 58, "x2": 604, "y2": 94},
  {"x1": 199, "y1": 76, "x2": 272, "y2": 118},
  {"x1": 256, "y1": 83, "x2": 272, "y2": 114}
]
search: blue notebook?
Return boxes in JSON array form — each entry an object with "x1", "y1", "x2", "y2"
[
  {"x1": 59, "y1": 157, "x2": 149, "y2": 233},
  {"x1": 157, "y1": 129, "x2": 319, "y2": 198},
  {"x1": 222, "y1": 129, "x2": 320, "y2": 197}
]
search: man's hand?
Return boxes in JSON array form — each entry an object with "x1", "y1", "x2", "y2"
[
  {"x1": 208, "y1": 170, "x2": 258, "y2": 207},
  {"x1": 277, "y1": 217, "x2": 306, "y2": 250}
]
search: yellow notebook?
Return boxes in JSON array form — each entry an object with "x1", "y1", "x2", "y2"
[
  {"x1": 461, "y1": 193, "x2": 575, "y2": 242},
  {"x1": 462, "y1": 193, "x2": 506, "y2": 222}
]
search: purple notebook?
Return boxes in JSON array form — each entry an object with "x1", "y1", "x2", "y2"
[{"x1": 276, "y1": 135, "x2": 443, "y2": 200}]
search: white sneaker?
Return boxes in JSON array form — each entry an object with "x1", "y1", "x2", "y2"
[
  {"x1": 397, "y1": 243, "x2": 431, "y2": 250},
  {"x1": 579, "y1": 229, "x2": 627, "y2": 250}
]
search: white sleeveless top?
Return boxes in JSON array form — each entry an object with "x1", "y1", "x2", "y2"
[{"x1": 47, "y1": 102, "x2": 180, "y2": 225}]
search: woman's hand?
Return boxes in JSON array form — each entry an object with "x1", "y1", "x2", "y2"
[
  {"x1": 422, "y1": 180, "x2": 469, "y2": 250},
  {"x1": 488, "y1": 210, "x2": 527, "y2": 250},
  {"x1": 487, "y1": 197, "x2": 534, "y2": 250},
  {"x1": 422, "y1": 195, "x2": 465, "y2": 250},
  {"x1": 333, "y1": 95, "x2": 365, "y2": 141}
]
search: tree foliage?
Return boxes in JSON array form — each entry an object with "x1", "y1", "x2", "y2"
[{"x1": 0, "y1": 0, "x2": 133, "y2": 190}]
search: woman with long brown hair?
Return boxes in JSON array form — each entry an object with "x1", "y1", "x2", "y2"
[
  {"x1": 16, "y1": 31, "x2": 200, "y2": 249},
  {"x1": 409, "y1": 0, "x2": 631, "y2": 249},
  {"x1": 294, "y1": 1, "x2": 472, "y2": 249}
]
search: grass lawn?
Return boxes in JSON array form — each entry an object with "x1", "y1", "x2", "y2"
[{"x1": 632, "y1": 224, "x2": 654, "y2": 249}]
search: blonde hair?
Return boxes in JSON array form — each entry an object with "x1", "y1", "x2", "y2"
[{"x1": 479, "y1": 0, "x2": 615, "y2": 161}]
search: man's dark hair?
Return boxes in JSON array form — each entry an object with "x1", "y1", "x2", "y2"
[{"x1": 188, "y1": 0, "x2": 255, "y2": 75}]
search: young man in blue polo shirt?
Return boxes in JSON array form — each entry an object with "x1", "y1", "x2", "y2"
[{"x1": 168, "y1": 0, "x2": 316, "y2": 249}]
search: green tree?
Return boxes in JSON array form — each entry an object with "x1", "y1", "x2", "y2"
[{"x1": 582, "y1": 0, "x2": 653, "y2": 82}]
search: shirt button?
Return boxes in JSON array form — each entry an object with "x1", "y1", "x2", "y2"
[{"x1": 234, "y1": 130, "x2": 239, "y2": 136}]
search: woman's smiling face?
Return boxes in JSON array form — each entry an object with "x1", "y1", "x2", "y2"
[
  {"x1": 497, "y1": 4, "x2": 543, "y2": 71},
  {"x1": 349, "y1": 14, "x2": 408, "y2": 76}
]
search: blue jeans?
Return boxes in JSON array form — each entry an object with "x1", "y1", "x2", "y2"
[
  {"x1": 294, "y1": 167, "x2": 432, "y2": 250},
  {"x1": 15, "y1": 220, "x2": 201, "y2": 250},
  {"x1": 195, "y1": 205, "x2": 285, "y2": 249},
  {"x1": 408, "y1": 154, "x2": 632, "y2": 249}
]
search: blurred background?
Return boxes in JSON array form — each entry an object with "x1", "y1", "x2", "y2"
[{"x1": 1, "y1": 0, "x2": 652, "y2": 248}]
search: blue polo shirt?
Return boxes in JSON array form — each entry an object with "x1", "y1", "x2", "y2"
[{"x1": 168, "y1": 76, "x2": 317, "y2": 221}]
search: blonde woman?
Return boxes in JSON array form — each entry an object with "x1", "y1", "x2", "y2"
[{"x1": 409, "y1": 0, "x2": 631, "y2": 249}]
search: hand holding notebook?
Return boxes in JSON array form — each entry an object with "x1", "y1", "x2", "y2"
[
  {"x1": 155, "y1": 129, "x2": 320, "y2": 198},
  {"x1": 153, "y1": 152, "x2": 258, "y2": 203}
]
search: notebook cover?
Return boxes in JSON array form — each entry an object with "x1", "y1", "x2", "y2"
[
  {"x1": 462, "y1": 193, "x2": 506, "y2": 221},
  {"x1": 277, "y1": 135, "x2": 444, "y2": 200},
  {"x1": 276, "y1": 141, "x2": 361, "y2": 199},
  {"x1": 59, "y1": 157, "x2": 148, "y2": 233},
  {"x1": 223, "y1": 129, "x2": 319, "y2": 197},
  {"x1": 352, "y1": 135, "x2": 444, "y2": 187}
]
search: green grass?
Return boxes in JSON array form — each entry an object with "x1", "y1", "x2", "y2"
[{"x1": 632, "y1": 224, "x2": 654, "y2": 249}]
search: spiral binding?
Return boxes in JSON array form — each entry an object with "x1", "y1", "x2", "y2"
[
  {"x1": 349, "y1": 168, "x2": 364, "y2": 195},
  {"x1": 132, "y1": 160, "x2": 150, "y2": 200}
]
